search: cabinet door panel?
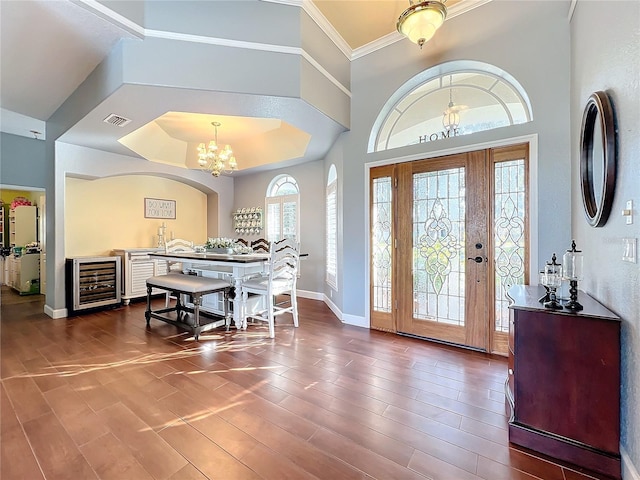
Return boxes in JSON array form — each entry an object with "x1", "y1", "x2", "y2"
[
  {"x1": 514, "y1": 311, "x2": 620, "y2": 454},
  {"x1": 131, "y1": 262, "x2": 155, "y2": 296}
]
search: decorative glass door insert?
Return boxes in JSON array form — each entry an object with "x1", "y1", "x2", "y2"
[
  {"x1": 413, "y1": 168, "x2": 465, "y2": 326},
  {"x1": 370, "y1": 165, "x2": 395, "y2": 332},
  {"x1": 372, "y1": 177, "x2": 393, "y2": 313},
  {"x1": 370, "y1": 144, "x2": 529, "y2": 354}
]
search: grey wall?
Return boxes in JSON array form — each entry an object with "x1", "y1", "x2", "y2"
[
  {"x1": 144, "y1": 1, "x2": 300, "y2": 46},
  {"x1": 232, "y1": 160, "x2": 326, "y2": 295},
  {"x1": 40, "y1": 0, "x2": 348, "y2": 312},
  {"x1": 0, "y1": 133, "x2": 47, "y2": 188},
  {"x1": 339, "y1": 0, "x2": 572, "y2": 318},
  {"x1": 324, "y1": 134, "x2": 346, "y2": 312},
  {"x1": 570, "y1": 1, "x2": 640, "y2": 474},
  {"x1": 46, "y1": 42, "x2": 126, "y2": 312}
]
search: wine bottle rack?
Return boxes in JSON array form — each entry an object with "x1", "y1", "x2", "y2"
[{"x1": 66, "y1": 256, "x2": 121, "y2": 314}]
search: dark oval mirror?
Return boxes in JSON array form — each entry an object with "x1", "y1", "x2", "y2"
[{"x1": 580, "y1": 91, "x2": 616, "y2": 227}]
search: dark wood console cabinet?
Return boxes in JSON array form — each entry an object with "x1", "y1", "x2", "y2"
[{"x1": 506, "y1": 285, "x2": 621, "y2": 479}]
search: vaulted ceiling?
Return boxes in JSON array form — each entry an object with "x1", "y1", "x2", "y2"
[{"x1": 0, "y1": 0, "x2": 485, "y2": 175}]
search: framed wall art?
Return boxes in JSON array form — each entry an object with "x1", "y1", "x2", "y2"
[{"x1": 144, "y1": 198, "x2": 176, "y2": 219}]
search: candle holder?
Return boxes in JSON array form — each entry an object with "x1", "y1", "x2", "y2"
[
  {"x1": 540, "y1": 253, "x2": 563, "y2": 309},
  {"x1": 157, "y1": 222, "x2": 167, "y2": 248},
  {"x1": 562, "y1": 240, "x2": 584, "y2": 311}
]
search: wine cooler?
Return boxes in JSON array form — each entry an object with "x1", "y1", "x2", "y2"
[{"x1": 66, "y1": 256, "x2": 122, "y2": 314}]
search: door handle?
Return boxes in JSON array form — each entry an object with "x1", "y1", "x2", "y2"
[{"x1": 467, "y1": 256, "x2": 484, "y2": 263}]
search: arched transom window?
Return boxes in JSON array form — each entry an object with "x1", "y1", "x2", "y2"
[{"x1": 370, "y1": 61, "x2": 533, "y2": 152}]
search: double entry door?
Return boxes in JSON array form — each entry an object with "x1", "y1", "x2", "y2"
[{"x1": 370, "y1": 143, "x2": 529, "y2": 354}]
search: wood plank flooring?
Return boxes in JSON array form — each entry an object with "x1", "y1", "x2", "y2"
[{"x1": 1, "y1": 287, "x2": 606, "y2": 480}]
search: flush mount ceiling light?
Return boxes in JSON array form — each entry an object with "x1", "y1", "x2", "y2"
[
  {"x1": 197, "y1": 121, "x2": 238, "y2": 177},
  {"x1": 397, "y1": 0, "x2": 447, "y2": 49}
]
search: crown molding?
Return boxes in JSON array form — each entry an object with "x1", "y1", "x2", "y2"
[
  {"x1": 78, "y1": 0, "x2": 494, "y2": 63},
  {"x1": 75, "y1": 0, "x2": 145, "y2": 37},
  {"x1": 301, "y1": 0, "x2": 353, "y2": 59},
  {"x1": 568, "y1": 0, "x2": 578, "y2": 21},
  {"x1": 351, "y1": 0, "x2": 493, "y2": 59},
  {"x1": 447, "y1": 0, "x2": 493, "y2": 19},
  {"x1": 352, "y1": 32, "x2": 404, "y2": 60},
  {"x1": 263, "y1": 0, "x2": 353, "y2": 59}
]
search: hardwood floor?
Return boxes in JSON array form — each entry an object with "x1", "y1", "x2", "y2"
[{"x1": 1, "y1": 287, "x2": 605, "y2": 480}]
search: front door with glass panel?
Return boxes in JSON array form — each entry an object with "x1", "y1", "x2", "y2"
[{"x1": 370, "y1": 144, "x2": 528, "y2": 354}]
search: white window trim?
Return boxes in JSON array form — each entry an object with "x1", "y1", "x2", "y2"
[{"x1": 266, "y1": 193, "x2": 300, "y2": 243}]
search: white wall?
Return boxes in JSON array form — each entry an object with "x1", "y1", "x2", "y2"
[{"x1": 570, "y1": 1, "x2": 640, "y2": 476}]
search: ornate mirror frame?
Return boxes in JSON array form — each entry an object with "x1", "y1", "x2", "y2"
[{"x1": 580, "y1": 91, "x2": 616, "y2": 227}]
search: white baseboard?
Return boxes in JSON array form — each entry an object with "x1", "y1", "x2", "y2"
[
  {"x1": 42, "y1": 289, "x2": 368, "y2": 329},
  {"x1": 622, "y1": 446, "x2": 640, "y2": 480},
  {"x1": 342, "y1": 313, "x2": 368, "y2": 328},
  {"x1": 296, "y1": 289, "x2": 323, "y2": 301},
  {"x1": 323, "y1": 294, "x2": 342, "y2": 320},
  {"x1": 44, "y1": 304, "x2": 67, "y2": 319},
  {"x1": 320, "y1": 294, "x2": 368, "y2": 328}
]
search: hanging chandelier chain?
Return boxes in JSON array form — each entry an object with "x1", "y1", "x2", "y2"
[
  {"x1": 443, "y1": 74, "x2": 460, "y2": 132},
  {"x1": 449, "y1": 74, "x2": 454, "y2": 106}
]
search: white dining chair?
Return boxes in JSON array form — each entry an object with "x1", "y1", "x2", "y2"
[
  {"x1": 249, "y1": 237, "x2": 270, "y2": 253},
  {"x1": 241, "y1": 238, "x2": 299, "y2": 338},
  {"x1": 164, "y1": 238, "x2": 194, "y2": 307}
]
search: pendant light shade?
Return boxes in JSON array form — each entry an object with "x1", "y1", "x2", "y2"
[{"x1": 397, "y1": 1, "x2": 447, "y2": 49}]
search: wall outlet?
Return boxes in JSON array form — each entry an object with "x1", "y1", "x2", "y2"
[{"x1": 622, "y1": 238, "x2": 637, "y2": 263}]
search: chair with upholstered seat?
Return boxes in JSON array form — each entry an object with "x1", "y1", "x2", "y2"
[
  {"x1": 163, "y1": 238, "x2": 194, "y2": 307},
  {"x1": 241, "y1": 238, "x2": 299, "y2": 338}
]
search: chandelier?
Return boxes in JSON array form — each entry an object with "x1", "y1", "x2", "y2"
[
  {"x1": 442, "y1": 76, "x2": 460, "y2": 131},
  {"x1": 397, "y1": 0, "x2": 447, "y2": 49},
  {"x1": 197, "y1": 122, "x2": 237, "y2": 177}
]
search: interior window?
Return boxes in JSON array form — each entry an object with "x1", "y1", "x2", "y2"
[
  {"x1": 326, "y1": 165, "x2": 337, "y2": 289},
  {"x1": 370, "y1": 61, "x2": 532, "y2": 152},
  {"x1": 266, "y1": 174, "x2": 300, "y2": 242}
]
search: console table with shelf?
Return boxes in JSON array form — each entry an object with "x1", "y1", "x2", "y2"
[{"x1": 506, "y1": 284, "x2": 621, "y2": 479}]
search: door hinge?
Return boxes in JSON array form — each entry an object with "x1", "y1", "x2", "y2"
[
  {"x1": 395, "y1": 300, "x2": 398, "y2": 310},
  {"x1": 394, "y1": 238, "x2": 398, "y2": 249},
  {"x1": 394, "y1": 177, "x2": 398, "y2": 188}
]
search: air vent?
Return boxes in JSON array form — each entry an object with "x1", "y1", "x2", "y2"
[{"x1": 103, "y1": 113, "x2": 132, "y2": 127}]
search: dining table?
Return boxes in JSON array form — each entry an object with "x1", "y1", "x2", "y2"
[{"x1": 149, "y1": 251, "x2": 270, "y2": 329}]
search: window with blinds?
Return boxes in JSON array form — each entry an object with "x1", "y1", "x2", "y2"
[
  {"x1": 266, "y1": 175, "x2": 299, "y2": 242},
  {"x1": 326, "y1": 165, "x2": 337, "y2": 288}
]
